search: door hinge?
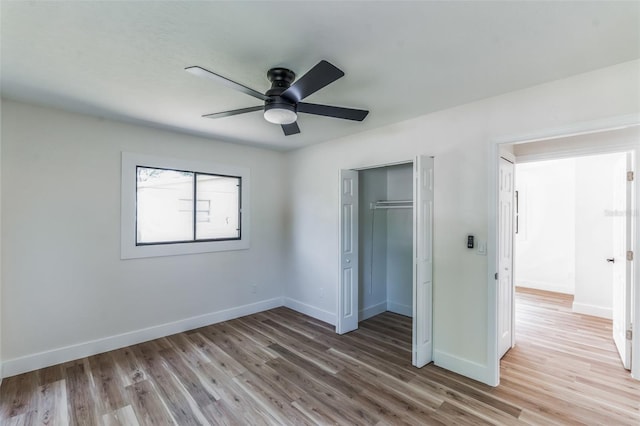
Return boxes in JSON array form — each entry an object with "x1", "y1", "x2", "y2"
[
  {"x1": 627, "y1": 251, "x2": 634, "y2": 261},
  {"x1": 627, "y1": 171, "x2": 634, "y2": 182},
  {"x1": 626, "y1": 329, "x2": 632, "y2": 340},
  {"x1": 495, "y1": 272, "x2": 499, "y2": 280}
]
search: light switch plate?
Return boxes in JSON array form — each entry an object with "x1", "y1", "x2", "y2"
[{"x1": 477, "y1": 242, "x2": 487, "y2": 255}]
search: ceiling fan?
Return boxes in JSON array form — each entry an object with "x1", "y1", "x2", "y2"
[{"x1": 185, "y1": 60, "x2": 369, "y2": 136}]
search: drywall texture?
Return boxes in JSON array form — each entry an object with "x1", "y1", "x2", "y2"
[
  {"x1": 515, "y1": 159, "x2": 577, "y2": 294},
  {"x1": 285, "y1": 60, "x2": 640, "y2": 383},
  {"x1": 1, "y1": 100, "x2": 288, "y2": 366}
]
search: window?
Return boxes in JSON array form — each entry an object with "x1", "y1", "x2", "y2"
[
  {"x1": 121, "y1": 153, "x2": 249, "y2": 259},
  {"x1": 136, "y1": 167, "x2": 241, "y2": 244}
]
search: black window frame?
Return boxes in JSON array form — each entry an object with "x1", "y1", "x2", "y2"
[{"x1": 135, "y1": 165, "x2": 242, "y2": 246}]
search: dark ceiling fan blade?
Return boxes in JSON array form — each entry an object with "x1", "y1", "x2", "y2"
[
  {"x1": 185, "y1": 66, "x2": 268, "y2": 101},
  {"x1": 202, "y1": 106, "x2": 263, "y2": 119},
  {"x1": 297, "y1": 102, "x2": 369, "y2": 121},
  {"x1": 281, "y1": 121, "x2": 300, "y2": 136},
  {"x1": 280, "y1": 60, "x2": 344, "y2": 102}
]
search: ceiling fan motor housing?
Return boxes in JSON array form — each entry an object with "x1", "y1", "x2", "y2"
[
  {"x1": 264, "y1": 67, "x2": 298, "y2": 123},
  {"x1": 266, "y1": 68, "x2": 296, "y2": 90}
]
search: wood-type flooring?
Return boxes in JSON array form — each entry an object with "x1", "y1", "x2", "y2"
[{"x1": 1, "y1": 288, "x2": 639, "y2": 425}]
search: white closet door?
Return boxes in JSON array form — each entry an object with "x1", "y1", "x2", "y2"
[
  {"x1": 498, "y1": 157, "x2": 514, "y2": 358},
  {"x1": 338, "y1": 169, "x2": 359, "y2": 334},
  {"x1": 413, "y1": 155, "x2": 434, "y2": 367}
]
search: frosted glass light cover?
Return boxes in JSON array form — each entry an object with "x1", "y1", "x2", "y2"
[{"x1": 264, "y1": 108, "x2": 297, "y2": 125}]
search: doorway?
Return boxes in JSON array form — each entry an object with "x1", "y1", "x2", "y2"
[
  {"x1": 338, "y1": 156, "x2": 434, "y2": 367},
  {"x1": 512, "y1": 152, "x2": 633, "y2": 370},
  {"x1": 491, "y1": 125, "x2": 640, "y2": 383}
]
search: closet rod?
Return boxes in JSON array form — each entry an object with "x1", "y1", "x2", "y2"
[
  {"x1": 375, "y1": 200, "x2": 412, "y2": 204},
  {"x1": 372, "y1": 205, "x2": 413, "y2": 210},
  {"x1": 370, "y1": 200, "x2": 413, "y2": 210}
]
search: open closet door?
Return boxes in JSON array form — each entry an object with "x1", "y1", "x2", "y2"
[
  {"x1": 413, "y1": 155, "x2": 434, "y2": 367},
  {"x1": 337, "y1": 169, "x2": 359, "y2": 334}
]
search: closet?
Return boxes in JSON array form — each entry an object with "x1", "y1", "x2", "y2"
[{"x1": 358, "y1": 163, "x2": 413, "y2": 320}]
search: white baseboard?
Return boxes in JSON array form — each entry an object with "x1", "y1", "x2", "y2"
[
  {"x1": 2, "y1": 297, "x2": 284, "y2": 378},
  {"x1": 359, "y1": 301, "x2": 387, "y2": 321},
  {"x1": 517, "y1": 281, "x2": 574, "y2": 295},
  {"x1": 433, "y1": 350, "x2": 496, "y2": 386},
  {"x1": 283, "y1": 297, "x2": 336, "y2": 325},
  {"x1": 387, "y1": 301, "x2": 412, "y2": 317},
  {"x1": 572, "y1": 302, "x2": 612, "y2": 319}
]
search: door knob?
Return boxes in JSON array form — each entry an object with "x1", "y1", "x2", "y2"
[{"x1": 606, "y1": 258, "x2": 615, "y2": 263}]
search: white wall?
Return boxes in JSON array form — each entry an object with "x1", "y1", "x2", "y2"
[
  {"x1": 515, "y1": 159, "x2": 577, "y2": 294},
  {"x1": 386, "y1": 163, "x2": 413, "y2": 316},
  {"x1": 573, "y1": 152, "x2": 626, "y2": 319},
  {"x1": 285, "y1": 59, "x2": 640, "y2": 384},
  {"x1": 1, "y1": 99, "x2": 288, "y2": 377},
  {"x1": 358, "y1": 167, "x2": 388, "y2": 319}
]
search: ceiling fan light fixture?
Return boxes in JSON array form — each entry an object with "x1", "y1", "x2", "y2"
[
  {"x1": 186, "y1": 60, "x2": 368, "y2": 136},
  {"x1": 264, "y1": 103, "x2": 297, "y2": 125}
]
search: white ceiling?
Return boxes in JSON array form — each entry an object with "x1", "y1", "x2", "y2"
[{"x1": 2, "y1": 1, "x2": 639, "y2": 151}]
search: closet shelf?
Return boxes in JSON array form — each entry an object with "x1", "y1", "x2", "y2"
[{"x1": 370, "y1": 200, "x2": 413, "y2": 210}]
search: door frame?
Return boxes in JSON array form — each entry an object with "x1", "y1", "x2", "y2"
[
  {"x1": 488, "y1": 114, "x2": 640, "y2": 386},
  {"x1": 337, "y1": 157, "x2": 434, "y2": 367}
]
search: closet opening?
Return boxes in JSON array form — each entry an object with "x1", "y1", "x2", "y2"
[
  {"x1": 338, "y1": 156, "x2": 434, "y2": 367},
  {"x1": 359, "y1": 163, "x2": 414, "y2": 323}
]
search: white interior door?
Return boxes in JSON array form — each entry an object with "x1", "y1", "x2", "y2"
[
  {"x1": 498, "y1": 157, "x2": 515, "y2": 358},
  {"x1": 612, "y1": 153, "x2": 633, "y2": 370},
  {"x1": 413, "y1": 155, "x2": 434, "y2": 367},
  {"x1": 338, "y1": 169, "x2": 359, "y2": 334}
]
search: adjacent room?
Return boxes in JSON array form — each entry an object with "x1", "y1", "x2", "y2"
[
  {"x1": 514, "y1": 152, "x2": 627, "y2": 322},
  {"x1": 1, "y1": 1, "x2": 639, "y2": 424}
]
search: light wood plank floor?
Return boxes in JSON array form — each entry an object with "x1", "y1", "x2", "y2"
[{"x1": 1, "y1": 289, "x2": 639, "y2": 425}]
